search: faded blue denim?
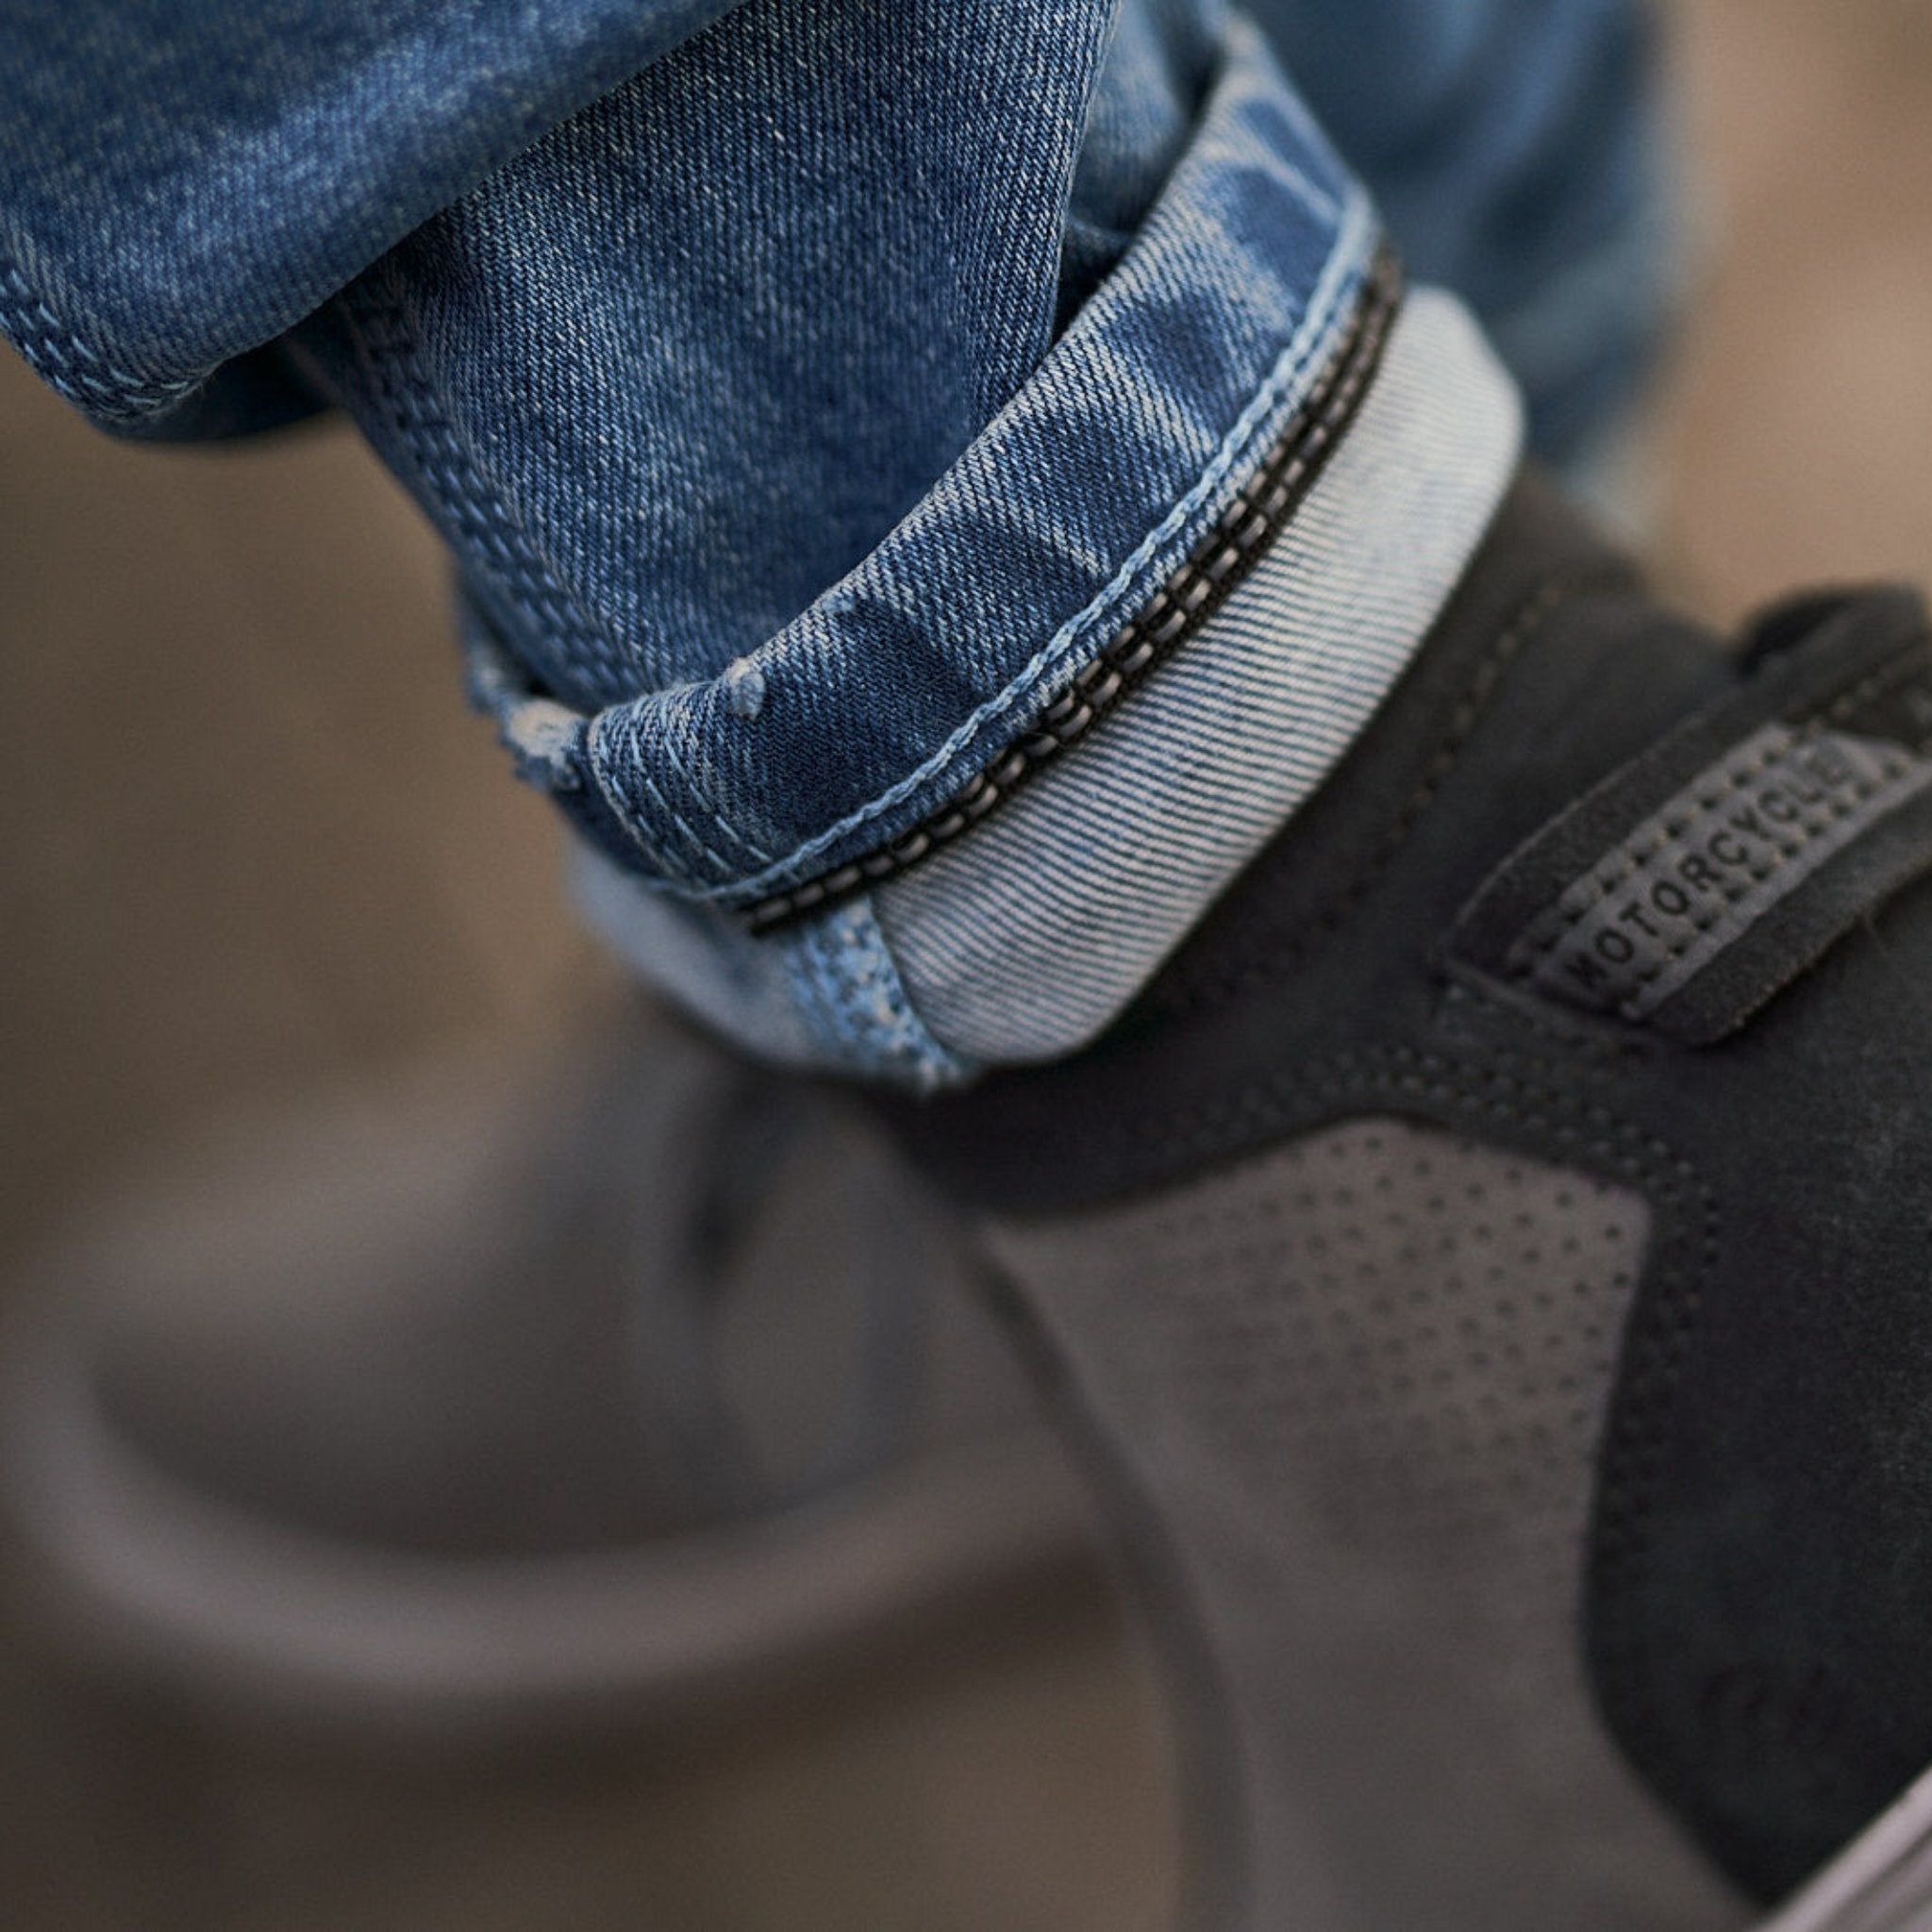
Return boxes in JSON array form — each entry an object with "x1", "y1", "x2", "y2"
[
  {"x1": 0, "y1": 2, "x2": 1665, "y2": 457},
  {"x1": 1, "y1": 1, "x2": 1673, "y2": 1075}
]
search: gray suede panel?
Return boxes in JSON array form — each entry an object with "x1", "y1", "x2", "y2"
[{"x1": 988, "y1": 1116, "x2": 1746, "y2": 1932}]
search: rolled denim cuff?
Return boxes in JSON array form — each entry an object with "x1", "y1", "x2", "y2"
[
  {"x1": 551, "y1": 29, "x2": 1524, "y2": 1086},
  {"x1": 462, "y1": 24, "x2": 1374, "y2": 889},
  {"x1": 575, "y1": 280, "x2": 1521, "y2": 1084}
]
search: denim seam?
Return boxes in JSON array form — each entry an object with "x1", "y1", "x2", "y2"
[
  {"x1": 0, "y1": 259, "x2": 201, "y2": 420},
  {"x1": 624, "y1": 730, "x2": 755, "y2": 876},
  {"x1": 744, "y1": 243, "x2": 1403, "y2": 934},
  {"x1": 584, "y1": 710, "x2": 708, "y2": 878},
  {"x1": 351, "y1": 279, "x2": 758, "y2": 875},
  {"x1": 788, "y1": 899, "x2": 969, "y2": 1090},
  {"x1": 345, "y1": 283, "x2": 628, "y2": 693},
  {"x1": 462, "y1": 183, "x2": 1373, "y2": 902},
  {"x1": 642, "y1": 181, "x2": 1378, "y2": 906},
  {"x1": 654, "y1": 725, "x2": 774, "y2": 868}
]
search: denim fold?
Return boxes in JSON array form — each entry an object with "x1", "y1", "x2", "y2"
[{"x1": 2, "y1": 0, "x2": 1669, "y2": 1083}]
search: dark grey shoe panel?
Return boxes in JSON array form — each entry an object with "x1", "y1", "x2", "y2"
[
  {"x1": 8, "y1": 1007, "x2": 1099, "y2": 1732},
  {"x1": 990, "y1": 1116, "x2": 1740, "y2": 1932},
  {"x1": 79, "y1": 1018, "x2": 1042, "y2": 1557}
]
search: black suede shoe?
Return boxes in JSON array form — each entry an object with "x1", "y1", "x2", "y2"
[{"x1": 883, "y1": 473, "x2": 1932, "y2": 1931}]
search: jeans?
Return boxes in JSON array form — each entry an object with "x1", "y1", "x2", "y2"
[{"x1": 0, "y1": 1, "x2": 1672, "y2": 1085}]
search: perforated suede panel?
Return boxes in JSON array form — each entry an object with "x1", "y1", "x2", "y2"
[{"x1": 988, "y1": 1116, "x2": 1746, "y2": 1932}]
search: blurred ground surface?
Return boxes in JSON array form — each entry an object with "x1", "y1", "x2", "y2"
[{"x1": 5, "y1": 1, "x2": 1932, "y2": 1924}]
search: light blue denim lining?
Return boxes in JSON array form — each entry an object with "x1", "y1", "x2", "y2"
[
  {"x1": 574, "y1": 847, "x2": 827, "y2": 1070},
  {"x1": 786, "y1": 903, "x2": 970, "y2": 1090},
  {"x1": 575, "y1": 855, "x2": 970, "y2": 1090}
]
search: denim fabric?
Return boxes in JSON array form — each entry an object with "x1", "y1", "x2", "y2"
[
  {"x1": 297, "y1": 16, "x2": 1370, "y2": 902},
  {"x1": 1252, "y1": 1, "x2": 1673, "y2": 461},
  {"x1": 0, "y1": 1, "x2": 1668, "y2": 458},
  {"x1": 872, "y1": 290, "x2": 1521, "y2": 1062},
  {"x1": 0, "y1": 0, "x2": 1676, "y2": 1080},
  {"x1": 0, "y1": 2, "x2": 743, "y2": 436},
  {"x1": 578, "y1": 275, "x2": 1525, "y2": 1083}
]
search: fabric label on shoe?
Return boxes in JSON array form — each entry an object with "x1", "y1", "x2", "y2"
[
  {"x1": 1452, "y1": 589, "x2": 1932, "y2": 1043},
  {"x1": 1511, "y1": 722, "x2": 1932, "y2": 1018}
]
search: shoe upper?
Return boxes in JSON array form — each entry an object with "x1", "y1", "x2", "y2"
[{"x1": 888, "y1": 471, "x2": 1932, "y2": 1910}]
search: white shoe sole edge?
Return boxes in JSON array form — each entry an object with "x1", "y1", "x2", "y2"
[{"x1": 1755, "y1": 1763, "x2": 1932, "y2": 1932}]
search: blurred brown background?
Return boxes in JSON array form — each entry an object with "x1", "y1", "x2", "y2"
[{"x1": 6, "y1": 1, "x2": 1932, "y2": 1924}]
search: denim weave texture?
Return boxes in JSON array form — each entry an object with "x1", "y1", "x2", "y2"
[
  {"x1": 2, "y1": 0, "x2": 1669, "y2": 1074},
  {"x1": 3, "y1": 0, "x2": 1668, "y2": 892}
]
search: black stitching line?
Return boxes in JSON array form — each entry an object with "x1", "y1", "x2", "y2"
[
  {"x1": 1439, "y1": 975, "x2": 1657, "y2": 1067},
  {"x1": 1515, "y1": 732, "x2": 1845, "y2": 946},
  {"x1": 1509, "y1": 752, "x2": 1907, "y2": 992},
  {"x1": 1824, "y1": 648, "x2": 1932, "y2": 730},
  {"x1": 1502, "y1": 636, "x2": 1932, "y2": 1020},
  {"x1": 741, "y1": 246, "x2": 1405, "y2": 936}
]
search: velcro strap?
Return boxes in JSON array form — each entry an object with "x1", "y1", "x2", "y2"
[{"x1": 1449, "y1": 589, "x2": 1932, "y2": 1043}]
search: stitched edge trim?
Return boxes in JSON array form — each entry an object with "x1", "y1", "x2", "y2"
[
  {"x1": 1507, "y1": 728, "x2": 1932, "y2": 1019},
  {"x1": 741, "y1": 245, "x2": 1404, "y2": 937},
  {"x1": 341, "y1": 275, "x2": 639, "y2": 700},
  {"x1": 1, "y1": 260, "x2": 203, "y2": 420},
  {"x1": 1457, "y1": 609, "x2": 1932, "y2": 1031}
]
